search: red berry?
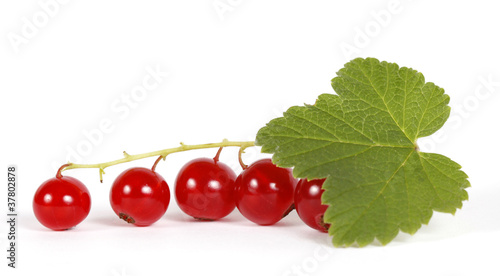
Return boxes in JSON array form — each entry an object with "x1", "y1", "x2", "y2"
[
  {"x1": 295, "y1": 178, "x2": 330, "y2": 232},
  {"x1": 33, "y1": 176, "x2": 91, "y2": 231},
  {"x1": 235, "y1": 159, "x2": 296, "y2": 225},
  {"x1": 110, "y1": 167, "x2": 170, "y2": 226},
  {"x1": 175, "y1": 158, "x2": 236, "y2": 220}
]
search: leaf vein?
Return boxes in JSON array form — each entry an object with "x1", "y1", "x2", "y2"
[{"x1": 336, "y1": 150, "x2": 414, "y2": 243}]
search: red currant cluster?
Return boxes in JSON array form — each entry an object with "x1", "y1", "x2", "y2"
[{"x1": 33, "y1": 149, "x2": 330, "y2": 232}]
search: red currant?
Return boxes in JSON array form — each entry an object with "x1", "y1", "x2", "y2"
[
  {"x1": 294, "y1": 178, "x2": 330, "y2": 232},
  {"x1": 175, "y1": 158, "x2": 236, "y2": 220},
  {"x1": 235, "y1": 159, "x2": 296, "y2": 225},
  {"x1": 110, "y1": 167, "x2": 170, "y2": 226},
  {"x1": 33, "y1": 176, "x2": 91, "y2": 231}
]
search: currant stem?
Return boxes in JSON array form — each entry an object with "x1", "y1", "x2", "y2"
[
  {"x1": 56, "y1": 163, "x2": 72, "y2": 179},
  {"x1": 213, "y1": 147, "x2": 223, "y2": 163},
  {"x1": 60, "y1": 139, "x2": 255, "y2": 181},
  {"x1": 238, "y1": 147, "x2": 248, "y2": 170},
  {"x1": 151, "y1": 155, "x2": 164, "y2": 172}
]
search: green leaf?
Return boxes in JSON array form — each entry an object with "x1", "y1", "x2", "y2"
[{"x1": 256, "y1": 57, "x2": 470, "y2": 247}]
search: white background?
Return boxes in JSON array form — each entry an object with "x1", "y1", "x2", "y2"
[{"x1": 1, "y1": 1, "x2": 499, "y2": 275}]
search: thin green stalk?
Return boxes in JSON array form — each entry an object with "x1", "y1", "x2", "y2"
[{"x1": 59, "y1": 139, "x2": 255, "y2": 182}]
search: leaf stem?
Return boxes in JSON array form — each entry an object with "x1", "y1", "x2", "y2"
[{"x1": 60, "y1": 139, "x2": 255, "y2": 181}]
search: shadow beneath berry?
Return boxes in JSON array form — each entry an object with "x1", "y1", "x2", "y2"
[
  {"x1": 91, "y1": 214, "x2": 131, "y2": 227},
  {"x1": 166, "y1": 209, "x2": 248, "y2": 223}
]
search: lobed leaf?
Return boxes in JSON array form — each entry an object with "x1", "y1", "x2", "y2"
[{"x1": 256, "y1": 57, "x2": 469, "y2": 247}]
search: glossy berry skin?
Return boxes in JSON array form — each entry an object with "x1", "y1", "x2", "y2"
[
  {"x1": 33, "y1": 176, "x2": 91, "y2": 231},
  {"x1": 235, "y1": 159, "x2": 297, "y2": 225},
  {"x1": 110, "y1": 167, "x2": 170, "y2": 226},
  {"x1": 294, "y1": 178, "x2": 330, "y2": 232},
  {"x1": 175, "y1": 158, "x2": 237, "y2": 220}
]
